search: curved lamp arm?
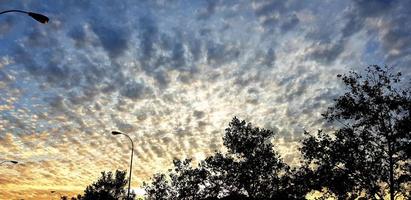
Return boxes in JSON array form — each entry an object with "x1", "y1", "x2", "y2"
[
  {"x1": 0, "y1": 9, "x2": 49, "y2": 24},
  {"x1": 0, "y1": 160, "x2": 18, "y2": 165}
]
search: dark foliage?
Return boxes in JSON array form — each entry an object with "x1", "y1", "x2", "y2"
[
  {"x1": 60, "y1": 195, "x2": 83, "y2": 200},
  {"x1": 301, "y1": 65, "x2": 411, "y2": 199},
  {"x1": 61, "y1": 170, "x2": 135, "y2": 200},
  {"x1": 63, "y1": 65, "x2": 409, "y2": 200},
  {"x1": 144, "y1": 117, "x2": 310, "y2": 200}
]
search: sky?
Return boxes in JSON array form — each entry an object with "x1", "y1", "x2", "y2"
[{"x1": 0, "y1": 0, "x2": 410, "y2": 199}]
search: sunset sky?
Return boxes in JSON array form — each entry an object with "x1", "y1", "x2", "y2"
[{"x1": 1, "y1": 0, "x2": 410, "y2": 199}]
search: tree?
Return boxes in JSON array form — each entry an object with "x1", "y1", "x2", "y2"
[
  {"x1": 218, "y1": 117, "x2": 291, "y2": 199},
  {"x1": 60, "y1": 195, "x2": 83, "y2": 200},
  {"x1": 144, "y1": 173, "x2": 175, "y2": 200},
  {"x1": 62, "y1": 170, "x2": 135, "y2": 200},
  {"x1": 301, "y1": 65, "x2": 410, "y2": 199},
  {"x1": 145, "y1": 117, "x2": 308, "y2": 199}
]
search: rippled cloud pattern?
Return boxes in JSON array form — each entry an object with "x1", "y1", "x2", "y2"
[{"x1": 1, "y1": 0, "x2": 410, "y2": 199}]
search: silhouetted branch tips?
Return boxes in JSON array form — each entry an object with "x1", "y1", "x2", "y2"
[
  {"x1": 63, "y1": 170, "x2": 136, "y2": 200},
  {"x1": 301, "y1": 65, "x2": 410, "y2": 200},
  {"x1": 64, "y1": 65, "x2": 409, "y2": 200},
  {"x1": 144, "y1": 65, "x2": 410, "y2": 200},
  {"x1": 144, "y1": 117, "x2": 310, "y2": 199}
]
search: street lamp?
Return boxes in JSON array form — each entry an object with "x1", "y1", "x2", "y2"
[
  {"x1": 112, "y1": 131, "x2": 134, "y2": 200},
  {"x1": 0, "y1": 9, "x2": 49, "y2": 24},
  {"x1": 0, "y1": 160, "x2": 18, "y2": 165}
]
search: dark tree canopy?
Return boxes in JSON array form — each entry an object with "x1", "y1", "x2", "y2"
[
  {"x1": 62, "y1": 170, "x2": 135, "y2": 200},
  {"x1": 83, "y1": 170, "x2": 131, "y2": 200},
  {"x1": 64, "y1": 65, "x2": 409, "y2": 200},
  {"x1": 144, "y1": 117, "x2": 309, "y2": 200},
  {"x1": 301, "y1": 65, "x2": 411, "y2": 199}
]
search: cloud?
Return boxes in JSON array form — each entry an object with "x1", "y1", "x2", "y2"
[
  {"x1": 340, "y1": 0, "x2": 395, "y2": 39},
  {"x1": 206, "y1": 41, "x2": 240, "y2": 66},
  {"x1": 280, "y1": 13, "x2": 299, "y2": 32},
  {"x1": 120, "y1": 80, "x2": 153, "y2": 100},
  {"x1": 196, "y1": 0, "x2": 220, "y2": 20},
  {"x1": 193, "y1": 110, "x2": 206, "y2": 119},
  {"x1": 0, "y1": 16, "x2": 15, "y2": 36},
  {"x1": 306, "y1": 40, "x2": 345, "y2": 64},
  {"x1": 0, "y1": 1, "x2": 410, "y2": 199},
  {"x1": 138, "y1": 16, "x2": 159, "y2": 68},
  {"x1": 252, "y1": 0, "x2": 302, "y2": 32},
  {"x1": 90, "y1": 25, "x2": 129, "y2": 59}
]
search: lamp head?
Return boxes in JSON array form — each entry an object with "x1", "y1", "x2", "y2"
[
  {"x1": 111, "y1": 131, "x2": 122, "y2": 135},
  {"x1": 10, "y1": 160, "x2": 18, "y2": 164},
  {"x1": 27, "y1": 12, "x2": 49, "y2": 24}
]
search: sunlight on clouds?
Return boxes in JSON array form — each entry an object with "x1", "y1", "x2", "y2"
[{"x1": 0, "y1": 0, "x2": 410, "y2": 199}]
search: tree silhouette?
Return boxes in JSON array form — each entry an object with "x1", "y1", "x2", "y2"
[
  {"x1": 60, "y1": 195, "x2": 83, "y2": 200},
  {"x1": 145, "y1": 117, "x2": 308, "y2": 199},
  {"x1": 61, "y1": 170, "x2": 135, "y2": 200},
  {"x1": 301, "y1": 65, "x2": 410, "y2": 199}
]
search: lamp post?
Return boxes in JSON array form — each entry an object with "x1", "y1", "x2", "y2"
[
  {"x1": 112, "y1": 131, "x2": 134, "y2": 200},
  {"x1": 0, "y1": 160, "x2": 18, "y2": 165},
  {"x1": 0, "y1": 9, "x2": 49, "y2": 24}
]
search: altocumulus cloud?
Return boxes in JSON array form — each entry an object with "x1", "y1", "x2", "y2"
[{"x1": 0, "y1": 0, "x2": 411, "y2": 199}]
